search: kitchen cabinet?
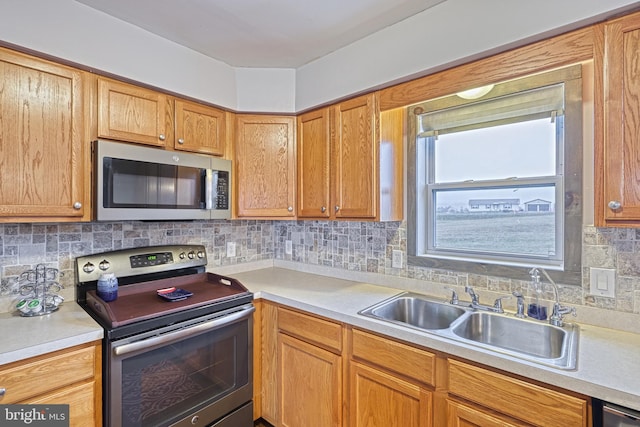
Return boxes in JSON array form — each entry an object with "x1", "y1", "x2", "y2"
[
  {"x1": 446, "y1": 399, "x2": 529, "y2": 427},
  {"x1": 97, "y1": 77, "x2": 226, "y2": 155},
  {"x1": 0, "y1": 341, "x2": 102, "y2": 427},
  {"x1": 349, "y1": 328, "x2": 433, "y2": 427},
  {"x1": 235, "y1": 115, "x2": 296, "y2": 218},
  {"x1": 597, "y1": 11, "x2": 640, "y2": 225},
  {"x1": 296, "y1": 94, "x2": 403, "y2": 221},
  {"x1": 446, "y1": 359, "x2": 589, "y2": 426},
  {"x1": 277, "y1": 307, "x2": 344, "y2": 427},
  {"x1": 0, "y1": 47, "x2": 88, "y2": 222}
]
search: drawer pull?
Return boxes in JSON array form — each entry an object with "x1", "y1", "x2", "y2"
[{"x1": 0, "y1": 388, "x2": 5, "y2": 397}]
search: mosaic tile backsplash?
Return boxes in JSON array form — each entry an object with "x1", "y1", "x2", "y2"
[{"x1": 0, "y1": 220, "x2": 638, "y2": 319}]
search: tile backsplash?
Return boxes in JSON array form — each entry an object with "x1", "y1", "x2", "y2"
[{"x1": 0, "y1": 220, "x2": 639, "y2": 321}]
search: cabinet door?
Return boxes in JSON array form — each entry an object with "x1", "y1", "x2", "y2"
[
  {"x1": 235, "y1": 115, "x2": 296, "y2": 218},
  {"x1": 297, "y1": 108, "x2": 331, "y2": 218},
  {"x1": 350, "y1": 361, "x2": 431, "y2": 427},
  {"x1": 97, "y1": 78, "x2": 170, "y2": 147},
  {"x1": 175, "y1": 99, "x2": 225, "y2": 156},
  {"x1": 0, "y1": 49, "x2": 85, "y2": 220},
  {"x1": 332, "y1": 93, "x2": 377, "y2": 219},
  {"x1": 279, "y1": 334, "x2": 342, "y2": 427},
  {"x1": 446, "y1": 399, "x2": 528, "y2": 427},
  {"x1": 30, "y1": 381, "x2": 99, "y2": 427},
  {"x1": 601, "y1": 12, "x2": 640, "y2": 223}
]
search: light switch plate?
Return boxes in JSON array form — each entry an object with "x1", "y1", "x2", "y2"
[
  {"x1": 589, "y1": 267, "x2": 616, "y2": 298},
  {"x1": 226, "y1": 242, "x2": 236, "y2": 257},
  {"x1": 392, "y1": 250, "x2": 403, "y2": 269},
  {"x1": 285, "y1": 240, "x2": 292, "y2": 255}
]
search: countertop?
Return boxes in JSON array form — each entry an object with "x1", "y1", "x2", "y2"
[
  {"x1": 228, "y1": 267, "x2": 640, "y2": 412},
  {"x1": 1, "y1": 264, "x2": 639, "y2": 413},
  {"x1": 0, "y1": 301, "x2": 103, "y2": 365}
]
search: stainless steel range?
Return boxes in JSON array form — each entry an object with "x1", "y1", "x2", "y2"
[{"x1": 75, "y1": 245, "x2": 254, "y2": 427}]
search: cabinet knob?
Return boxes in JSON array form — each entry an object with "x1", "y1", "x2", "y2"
[
  {"x1": 608, "y1": 200, "x2": 621, "y2": 210},
  {"x1": 321, "y1": 206, "x2": 326, "y2": 213},
  {"x1": 159, "y1": 134, "x2": 166, "y2": 141},
  {"x1": 287, "y1": 206, "x2": 293, "y2": 212},
  {"x1": 335, "y1": 205, "x2": 340, "y2": 212},
  {"x1": 73, "y1": 202, "x2": 82, "y2": 210},
  {"x1": 0, "y1": 387, "x2": 5, "y2": 397},
  {"x1": 178, "y1": 138, "x2": 185, "y2": 144}
]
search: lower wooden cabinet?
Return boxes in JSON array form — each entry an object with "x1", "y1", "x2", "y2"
[
  {"x1": 446, "y1": 399, "x2": 530, "y2": 427},
  {"x1": 0, "y1": 341, "x2": 102, "y2": 427},
  {"x1": 255, "y1": 302, "x2": 591, "y2": 427}
]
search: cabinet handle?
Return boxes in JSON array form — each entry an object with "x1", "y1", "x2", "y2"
[
  {"x1": 73, "y1": 202, "x2": 82, "y2": 210},
  {"x1": 0, "y1": 387, "x2": 5, "y2": 397},
  {"x1": 335, "y1": 205, "x2": 340, "y2": 212},
  {"x1": 159, "y1": 134, "x2": 166, "y2": 141},
  {"x1": 287, "y1": 206, "x2": 293, "y2": 212},
  {"x1": 178, "y1": 138, "x2": 185, "y2": 144},
  {"x1": 608, "y1": 200, "x2": 621, "y2": 210},
  {"x1": 321, "y1": 206, "x2": 326, "y2": 213}
]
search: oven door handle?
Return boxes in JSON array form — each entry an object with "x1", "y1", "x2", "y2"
[{"x1": 113, "y1": 305, "x2": 255, "y2": 356}]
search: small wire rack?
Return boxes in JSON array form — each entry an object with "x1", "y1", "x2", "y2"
[{"x1": 14, "y1": 264, "x2": 64, "y2": 317}]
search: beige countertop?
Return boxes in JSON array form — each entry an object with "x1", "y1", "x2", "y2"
[
  {"x1": 2, "y1": 262, "x2": 638, "y2": 413},
  {"x1": 226, "y1": 267, "x2": 640, "y2": 412},
  {"x1": 0, "y1": 301, "x2": 103, "y2": 365}
]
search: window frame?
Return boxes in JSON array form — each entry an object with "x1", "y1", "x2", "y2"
[{"x1": 407, "y1": 65, "x2": 583, "y2": 285}]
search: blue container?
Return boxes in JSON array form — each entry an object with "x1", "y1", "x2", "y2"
[{"x1": 97, "y1": 273, "x2": 118, "y2": 302}]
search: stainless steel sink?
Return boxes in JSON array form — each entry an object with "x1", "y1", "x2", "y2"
[
  {"x1": 450, "y1": 311, "x2": 578, "y2": 369},
  {"x1": 359, "y1": 293, "x2": 467, "y2": 330},
  {"x1": 358, "y1": 292, "x2": 579, "y2": 370}
]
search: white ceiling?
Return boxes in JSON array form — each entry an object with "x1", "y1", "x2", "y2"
[{"x1": 75, "y1": 0, "x2": 445, "y2": 68}]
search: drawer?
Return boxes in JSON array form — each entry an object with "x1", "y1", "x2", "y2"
[
  {"x1": 278, "y1": 307, "x2": 342, "y2": 353},
  {"x1": 351, "y1": 328, "x2": 435, "y2": 386},
  {"x1": 0, "y1": 345, "x2": 96, "y2": 403},
  {"x1": 448, "y1": 359, "x2": 588, "y2": 426}
]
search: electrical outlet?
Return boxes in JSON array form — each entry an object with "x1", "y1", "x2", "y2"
[
  {"x1": 590, "y1": 267, "x2": 616, "y2": 298},
  {"x1": 226, "y1": 242, "x2": 236, "y2": 257},
  {"x1": 285, "y1": 240, "x2": 292, "y2": 255},
  {"x1": 392, "y1": 250, "x2": 403, "y2": 269}
]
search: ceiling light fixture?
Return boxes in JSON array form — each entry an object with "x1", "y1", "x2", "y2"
[{"x1": 456, "y1": 84, "x2": 495, "y2": 100}]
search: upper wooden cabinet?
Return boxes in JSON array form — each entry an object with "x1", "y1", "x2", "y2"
[
  {"x1": 97, "y1": 77, "x2": 226, "y2": 155},
  {"x1": 235, "y1": 115, "x2": 296, "y2": 218},
  {"x1": 0, "y1": 48, "x2": 88, "y2": 222},
  {"x1": 174, "y1": 99, "x2": 226, "y2": 156},
  {"x1": 97, "y1": 77, "x2": 171, "y2": 147},
  {"x1": 297, "y1": 108, "x2": 332, "y2": 218},
  {"x1": 297, "y1": 94, "x2": 403, "y2": 221},
  {"x1": 597, "y1": 11, "x2": 640, "y2": 225}
]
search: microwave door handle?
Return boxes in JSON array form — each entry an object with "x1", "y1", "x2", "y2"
[
  {"x1": 204, "y1": 169, "x2": 214, "y2": 209},
  {"x1": 113, "y1": 305, "x2": 255, "y2": 356}
]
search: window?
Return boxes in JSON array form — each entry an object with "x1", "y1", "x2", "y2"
[{"x1": 407, "y1": 66, "x2": 583, "y2": 285}]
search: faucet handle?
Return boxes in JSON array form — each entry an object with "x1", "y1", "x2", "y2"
[
  {"x1": 444, "y1": 286, "x2": 459, "y2": 305},
  {"x1": 492, "y1": 295, "x2": 511, "y2": 313},
  {"x1": 512, "y1": 291, "x2": 526, "y2": 318}
]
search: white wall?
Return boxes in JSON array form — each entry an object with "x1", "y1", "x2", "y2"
[
  {"x1": 1, "y1": 0, "x2": 639, "y2": 112},
  {"x1": 235, "y1": 68, "x2": 296, "y2": 113},
  {"x1": 295, "y1": 0, "x2": 640, "y2": 111},
  {"x1": 0, "y1": 0, "x2": 238, "y2": 110}
]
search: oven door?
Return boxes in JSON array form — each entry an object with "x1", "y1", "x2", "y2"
[{"x1": 107, "y1": 304, "x2": 254, "y2": 427}]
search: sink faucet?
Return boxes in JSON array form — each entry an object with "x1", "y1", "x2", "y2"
[
  {"x1": 463, "y1": 285, "x2": 509, "y2": 313},
  {"x1": 529, "y1": 267, "x2": 576, "y2": 327}
]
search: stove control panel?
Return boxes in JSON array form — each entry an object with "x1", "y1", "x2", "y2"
[{"x1": 75, "y1": 245, "x2": 208, "y2": 283}]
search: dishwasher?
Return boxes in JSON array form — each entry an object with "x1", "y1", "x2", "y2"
[{"x1": 595, "y1": 400, "x2": 640, "y2": 427}]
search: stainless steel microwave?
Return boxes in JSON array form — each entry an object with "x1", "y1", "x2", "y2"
[{"x1": 95, "y1": 140, "x2": 231, "y2": 221}]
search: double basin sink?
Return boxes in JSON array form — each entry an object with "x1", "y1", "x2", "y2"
[{"x1": 358, "y1": 292, "x2": 579, "y2": 370}]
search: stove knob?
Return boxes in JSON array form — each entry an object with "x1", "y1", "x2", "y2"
[
  {"x1": 82, "y1": 262, "x2": 95, "y2": 273},
  {"x1": 197, "y1": 250, "x2": 205, "y2": 258},
  {"x1": 179, "y1": 252, "x2": 186, "y2": 260},
  {"x1": 99, "y1": 260, "x2": 111, "y2": 270},
  {"x1": 188, "y1": 251, "x2": 195, "y2": 259}
]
